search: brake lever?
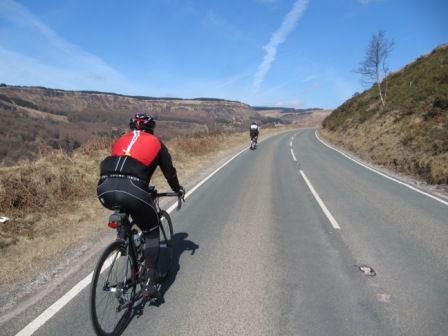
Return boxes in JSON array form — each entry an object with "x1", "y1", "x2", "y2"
[{"x1": 176, "y1": 194, "x2": 183, "y2": 211}]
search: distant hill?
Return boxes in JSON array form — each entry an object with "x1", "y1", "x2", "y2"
[
  {"x1": 0, "y1": 85, "x2": 329, "y2": 166},
  {"x1": 321, "y1": 44, "x2": 448, "y2": 184},
  {"x1": 0, "y1": 86, "x2": 262, "y2": 165},
  {"x1": 253, "y1": 106, "x2": 323, "y2": 113},
  {"x1": 254, "y1": 106, "x2": 331, "y2": 126}
]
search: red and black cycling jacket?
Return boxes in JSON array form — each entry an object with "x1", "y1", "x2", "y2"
[{"x1": 99, "y1": 130, "x2": 180, "y2": 191}]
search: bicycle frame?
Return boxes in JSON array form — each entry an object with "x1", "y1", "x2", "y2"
[
  {"x1": 106, "y1": 190, "x2": 182, "y2": 262},
  {"x1": 90, "y1": 190, "x2": 182, "y2": 335}
]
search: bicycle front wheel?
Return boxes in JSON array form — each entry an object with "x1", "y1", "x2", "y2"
[
  {"x1": 90, "y1": 241, "x2": 137, "y2": 336},
  {"x1": 158, "y1": 210, "x2": 174, "y2": 279}
]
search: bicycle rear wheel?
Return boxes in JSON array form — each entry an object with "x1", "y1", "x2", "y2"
[
  {"x1": 90, "y1": 241, "x2": 137, "y2": 336},
  {"x1": 158, "y1": 210, "x2": 174, "y2": 280}
]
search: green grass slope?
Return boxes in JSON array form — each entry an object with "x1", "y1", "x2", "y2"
[{"x1": 322, "y1": 44, "x2": 448, "y2": 184}]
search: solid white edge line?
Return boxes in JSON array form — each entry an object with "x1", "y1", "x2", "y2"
[
  {"x1": 166, "y1": 146, "x2": 248, "y2": 213},
  {"x1": 15, "y1": 273, "x2": 93, "y2": 336},
  {"x1": 16, "y1": 251, "x2": 117, "y2": 336},
  {"x1": 315, "y1": 130, "x2": 448, "y2": 207},
  {"x1": 15, "y1": 144, "x2": 251, "y2": 336},
  {"x1": 299, "y1": 170, "x2": 341, "y2": 230},
  {"x1": 290, "y1": 149, "x2": 297, "y2": 162}
]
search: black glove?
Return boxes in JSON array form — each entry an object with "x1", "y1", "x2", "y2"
[{"x1": 177, "y1": 186, "x2": 186, "y2": 198}]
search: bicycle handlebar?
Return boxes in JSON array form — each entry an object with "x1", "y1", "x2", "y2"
[
  {"x1": 155, "y1": 191, "x2": 185, "y2": 210},
  {"x1": 156, "y1": 192, "x2": 179, "y2": 197}
]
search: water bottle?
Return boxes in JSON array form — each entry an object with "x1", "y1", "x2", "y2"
[
  {"x1": 136, "y1": 233, "x2": 145, "y2": 263},
  {"x1": 133, "y1": 232, "x2": 142, "y2": 248}
]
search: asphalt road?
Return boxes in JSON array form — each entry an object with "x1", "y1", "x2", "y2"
[{"x1": 6, "y1": 129, "x2": 448, "y2": 336}]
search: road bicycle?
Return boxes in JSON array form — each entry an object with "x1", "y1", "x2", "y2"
[
  {"x1": 89, "y1": 189, "x2": 183, "y2": 336},
  {"x1": 250, "y1": 135, "x2": 258, "y2": 150}
]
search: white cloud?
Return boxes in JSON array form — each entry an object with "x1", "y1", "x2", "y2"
[
  {"x1": 0, "y1": 0, "x2": 133, "y2": 92},
  {"x1": 253, "y1": 0, "x2": 309, "y2": 90}
]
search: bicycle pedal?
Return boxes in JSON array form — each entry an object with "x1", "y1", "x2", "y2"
[{"x1": 142, "y1": 288, "x2": 162, "y2": 300}]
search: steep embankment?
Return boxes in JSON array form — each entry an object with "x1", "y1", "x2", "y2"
[
  {"x1": 0, "y1": 86, "x2": 259, "y2": 165},
  {"x1": 321, "y1": 44, "x2": 448, "y2": 184}
]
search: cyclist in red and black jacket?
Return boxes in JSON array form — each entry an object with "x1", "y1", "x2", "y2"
[{"x1": 97, "y1": 113, "x2": 184, "y2": 298}]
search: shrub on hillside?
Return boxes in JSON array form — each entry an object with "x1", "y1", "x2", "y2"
[
  {"x1": 322, "y1": 44, "x2": 448, "y2": 185},
  {"x1": 170, "y1": 132, "x2": 227, "y2": 156}
]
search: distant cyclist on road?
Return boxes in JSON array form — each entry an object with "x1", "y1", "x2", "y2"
[
  {"x1": 97, "y1": 113, "x2": 185, "y2": 298},
  {"x1": 250, "y1": 121, "x2": 259, "y2": 146}
]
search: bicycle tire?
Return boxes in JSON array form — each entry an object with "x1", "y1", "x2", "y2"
[
  {"x1": 90, "y1": 241, "x2": 137, "y2": 336},
  {"x1": 158, "y1": 210, "x2": 174, "y2": 280}
]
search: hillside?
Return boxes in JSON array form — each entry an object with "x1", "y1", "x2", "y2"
[
  {"x1": 0, "y1": 86, "x2": 260, "y2": 165},
  {"x1": 321, "y1": 44, "x2": 448, "y2": 185},
  {"x1": 254, "y1": 106, "x2": 332, "y2": 126},
  {"x1": 0, "y1": 86, "x2": 330, "y2": 166}
]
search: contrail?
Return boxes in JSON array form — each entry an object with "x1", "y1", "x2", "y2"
[{"x1": 254, "y1": 0, "x2": 309, "y2": 90}]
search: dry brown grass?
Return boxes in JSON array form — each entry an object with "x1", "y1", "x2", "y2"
[
  {"x1": 322, "y1": 44, "x2": 448, "y2": 185},
  {"x1": 0, "y1": 127, "x2": 287, "y2": 288},
  {"x1": 320, "y1": 111, "x2": 448, "y2": 185}
]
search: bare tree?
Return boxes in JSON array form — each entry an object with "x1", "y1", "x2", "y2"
[{"x1": 356, "y1": 30, "x2": 394, "y2": 108}]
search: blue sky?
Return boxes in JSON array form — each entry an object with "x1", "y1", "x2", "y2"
[{"x1": 0, "y1": 0, "x2": 446, "y2": 109}]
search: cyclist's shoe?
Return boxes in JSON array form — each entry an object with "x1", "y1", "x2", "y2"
[
  {"x1": 141, "y1": 268, "x2": 162, "y2": 299},
  {"x1": 141, "y1": 277, "x2": 161, "y2": 299}
]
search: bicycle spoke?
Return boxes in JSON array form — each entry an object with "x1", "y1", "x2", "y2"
[
  {"x1": 90, "y1": 242, "x2": 136, "y2": 335},
  {"x1": 91, "y1": 196, "x2": 179, "y2": 335}
]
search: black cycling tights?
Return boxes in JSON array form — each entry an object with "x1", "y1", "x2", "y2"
[
  {"x1": 143, "y1": 231, "x2": 159, "y2": 275},
  {"x1": 97, "y1": 177, "x2": 160, "y2": 271}
]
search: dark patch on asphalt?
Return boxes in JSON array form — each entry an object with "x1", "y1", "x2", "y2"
[{"x1": 357, "y1": 265, "x2": 376, "y2": 276}]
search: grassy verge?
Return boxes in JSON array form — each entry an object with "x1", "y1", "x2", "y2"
[
  {"x1": 321, "y1": 44, "x2": 448, "y2": 185},
  {"x1": 0, "y1": 127, "x2": 287, "y2": 289}
]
